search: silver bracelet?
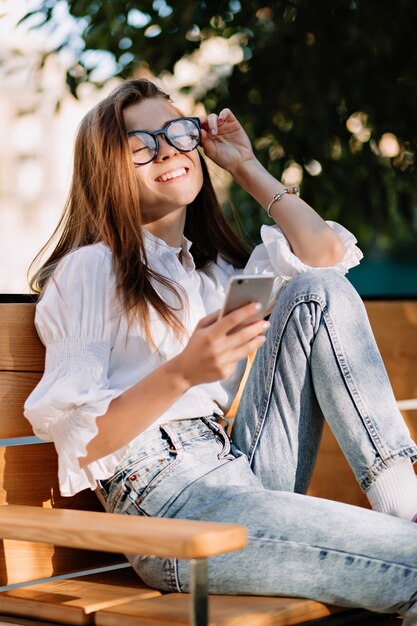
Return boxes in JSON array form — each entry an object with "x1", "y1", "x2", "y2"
[{"x1": 266, "y1": 186, "x2": 300, "y2": 218}]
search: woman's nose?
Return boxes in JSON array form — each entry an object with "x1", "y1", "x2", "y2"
[{"x1": 155, "y1": 135, "x2": 178, "y2": 161}]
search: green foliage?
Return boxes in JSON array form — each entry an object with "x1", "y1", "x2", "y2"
[{"x1": 19, "y1": 0, "x2": 417, "y2": 258}]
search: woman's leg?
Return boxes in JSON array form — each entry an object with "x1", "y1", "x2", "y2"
[{"x1": 232, "y1": 269, "x2": 417, "y2": 500}]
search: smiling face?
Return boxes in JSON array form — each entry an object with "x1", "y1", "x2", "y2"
[{"x1": 123, "y1": 98, "x2": 204, "y2": 224}]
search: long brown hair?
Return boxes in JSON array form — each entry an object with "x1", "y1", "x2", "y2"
[{"x1": 29, "y1": 79, "x2": 252, "y2": 345}]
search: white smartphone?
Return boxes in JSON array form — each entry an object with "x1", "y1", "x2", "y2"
[{"x1": 219, "y1": 274, "x2": 275, "y2": 325}]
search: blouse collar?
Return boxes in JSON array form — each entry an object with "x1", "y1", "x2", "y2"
[{"x1": 142, "y1": 229, "x2": 195, "y2": 269}]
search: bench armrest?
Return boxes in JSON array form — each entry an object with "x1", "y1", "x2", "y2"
[{"x1": 0, "y1": 505, "x2": 247, "y2": 559}]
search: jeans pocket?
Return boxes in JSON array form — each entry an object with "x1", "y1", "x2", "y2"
[{"x1": 124, "y1": 425, "x2": 183, "y2": 514}]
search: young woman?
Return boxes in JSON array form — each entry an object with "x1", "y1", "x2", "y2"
[{"x1": 25, "y1": 79, "x2": 417, "y2": 621}]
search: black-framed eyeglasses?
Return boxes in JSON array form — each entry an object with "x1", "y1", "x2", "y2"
[{"x1": 127, "y1": 117, "x2": 201, "y2": 165}]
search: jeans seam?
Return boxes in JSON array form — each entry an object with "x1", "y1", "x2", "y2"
[
  {"x1": 172, "y1": 557, "x2": 182, "y2": 592},
  {"x1": 247, "y1": 293, "x2": 325, "y2": 464},
  {"x1": 320, "y1": 306, "x2": 391, "y2": 461},
  {"x1": 247, "y1": 535, "x2": 417, "y2": 573}
]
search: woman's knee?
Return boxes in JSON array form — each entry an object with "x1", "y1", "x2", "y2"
[{"x1": 268, "y1": 270, "x2": 365, "y2": 330}]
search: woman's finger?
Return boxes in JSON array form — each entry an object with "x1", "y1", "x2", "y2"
[
  {"x1": 225, "y1": 319, "x2": 270, "y2": 348},
  {"x1": 222, "y1": 334, "x2": 267, "y2": 365},
  {"x1": 199, "y1": 113, "x2": 219, "y2": 137},
  {"x1": 218, "y1": 108, "x2": 234, "y2": 122},
  {"x1": 196, "y1": 309, "x2": 222, "y2": 329},
  {"x1": 217, "y1": 301, "x2": 263, "y2": 334}
]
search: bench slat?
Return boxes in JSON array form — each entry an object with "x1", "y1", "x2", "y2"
[
  {"x1": 0, "y1": 304, "x2": 44, "y2": 372},
  {"x1": 0, "y1": 372, "x2": 42, "y2": 438},
  {"x1": 0, "y1": 442, "x2": 99, "y2": 509},
  {"x1": 1, "y1": 568, "x2": 161, "y2": 626},
  {"x1": 366, "y1": 301, "x2": 417, "y2": 400},
  {"x1": 95, "y1": 593, "x2": 343, "y2": 626},
  {"x1": 0, "y1": 302, "x2": 415, "y2": 442}
]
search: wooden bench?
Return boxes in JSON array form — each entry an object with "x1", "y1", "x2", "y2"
[{"x1": 0, "y1": 295, "x2": 415, "y2": 626}]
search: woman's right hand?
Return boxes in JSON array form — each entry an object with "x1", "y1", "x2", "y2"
[{"x1": 174, "y1": 303, "x2": 269, "y2": 387}]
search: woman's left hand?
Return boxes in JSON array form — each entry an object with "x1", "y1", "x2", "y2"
[{"x1": 199, "y1": 108, "x2": 255, "y2": 176}]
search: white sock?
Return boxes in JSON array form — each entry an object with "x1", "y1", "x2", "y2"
[{"x1": 366, "y1": 458, "x2": 417, "y2": 520}]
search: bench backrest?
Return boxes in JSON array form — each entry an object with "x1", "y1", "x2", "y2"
[
  {"x1": 1, "y1": 298, "x2": 416, "y2": 587},
  {"x1": 365, "y1": 300, "x2": 417, "y2": 401}
]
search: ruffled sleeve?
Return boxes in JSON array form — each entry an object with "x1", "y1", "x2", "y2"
[
  {"x1": 24, "y1": 245, "x2": 125, "y2": 497},
  {"x1": 256, "y1": 220, "x2": 363, "y2": 280}
]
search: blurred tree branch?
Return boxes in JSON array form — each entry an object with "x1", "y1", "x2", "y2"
[{"x1": 13, "y1": 0, "x2": 417, "y2": 258}]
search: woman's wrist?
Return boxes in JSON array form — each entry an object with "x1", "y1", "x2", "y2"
[
  {"x1": 163, "y1": 354, "x2": 194, "y2": 393},
  {"x1": 231, "y1": 157, "x2": 287, "y2": 210},
  {"x1": 230, "y1": 156, "x2": 264, "y2": 188}
]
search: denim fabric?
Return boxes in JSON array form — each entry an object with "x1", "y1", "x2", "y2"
[{"x1": 99, "y1": 270, "x2": 417, "y2": 623}]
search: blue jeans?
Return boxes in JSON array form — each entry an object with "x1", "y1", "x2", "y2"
[{"x1": 99, "y1": 270, "x2": 417, "y2": 623}]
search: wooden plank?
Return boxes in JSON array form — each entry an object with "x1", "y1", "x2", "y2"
[
  {"x1": 365, "y1": 300, "x2": 417, "y2": 401},
  {"x1": 0, "y1": 443, "x2": 98, "y2": 508},
  {"x1": 0, "y1": 445, "x2": 124, "y2": 585},
  {"x1": 0, "y1": 568, "x2": 161, "y2": 626},
  {"x1": 1, "y1": 301, "x2": 414, "y2": 425},
  {"x1": 403, "y1": 409, "x2": 417, "y2": 441},
  {"x1": 95, "y1": 593, "x2": 342, "y2": 626},
  {"x1": 0, "y1": 506, "x2": 248, "y2": 560},
  {"x1": 0, "y1": 304, "x2": 44, "y2": 372},
  {"x1": 0, "y1": 372, "x2": 42, "y2": 438},
  {"x1": 0, "y1": 616, "x2": 64, "y2": 625}
]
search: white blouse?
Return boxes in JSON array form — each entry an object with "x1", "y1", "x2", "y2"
[{"x1": 24, "y1": 222, "x2": 362, "y2": 496}]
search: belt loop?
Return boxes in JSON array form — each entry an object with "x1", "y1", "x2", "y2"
[
  {"x1": 202, "y1": 415, "x2": 232, "y2": 460},
  {"x1": 160, "y1": 423, "x2": 182, "y2": 453},
  {"x1": 202, "y1": 415, "x2": 221, "y2": 432}
]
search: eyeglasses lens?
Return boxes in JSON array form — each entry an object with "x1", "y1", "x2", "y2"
[
  {"x1": 167, "y1": 119, "x2": 200, "y2": 151},
  {"x1": 130, "y1": 134, "x2": 157, "y2": 166}
]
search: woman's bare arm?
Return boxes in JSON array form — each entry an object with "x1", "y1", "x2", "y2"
[
  {"x1": 80, "y1": 303, "x2": 268, "y2": 466},
  {"x1": 200, "y1": 109, "x2": 346, "y2": 268}
]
